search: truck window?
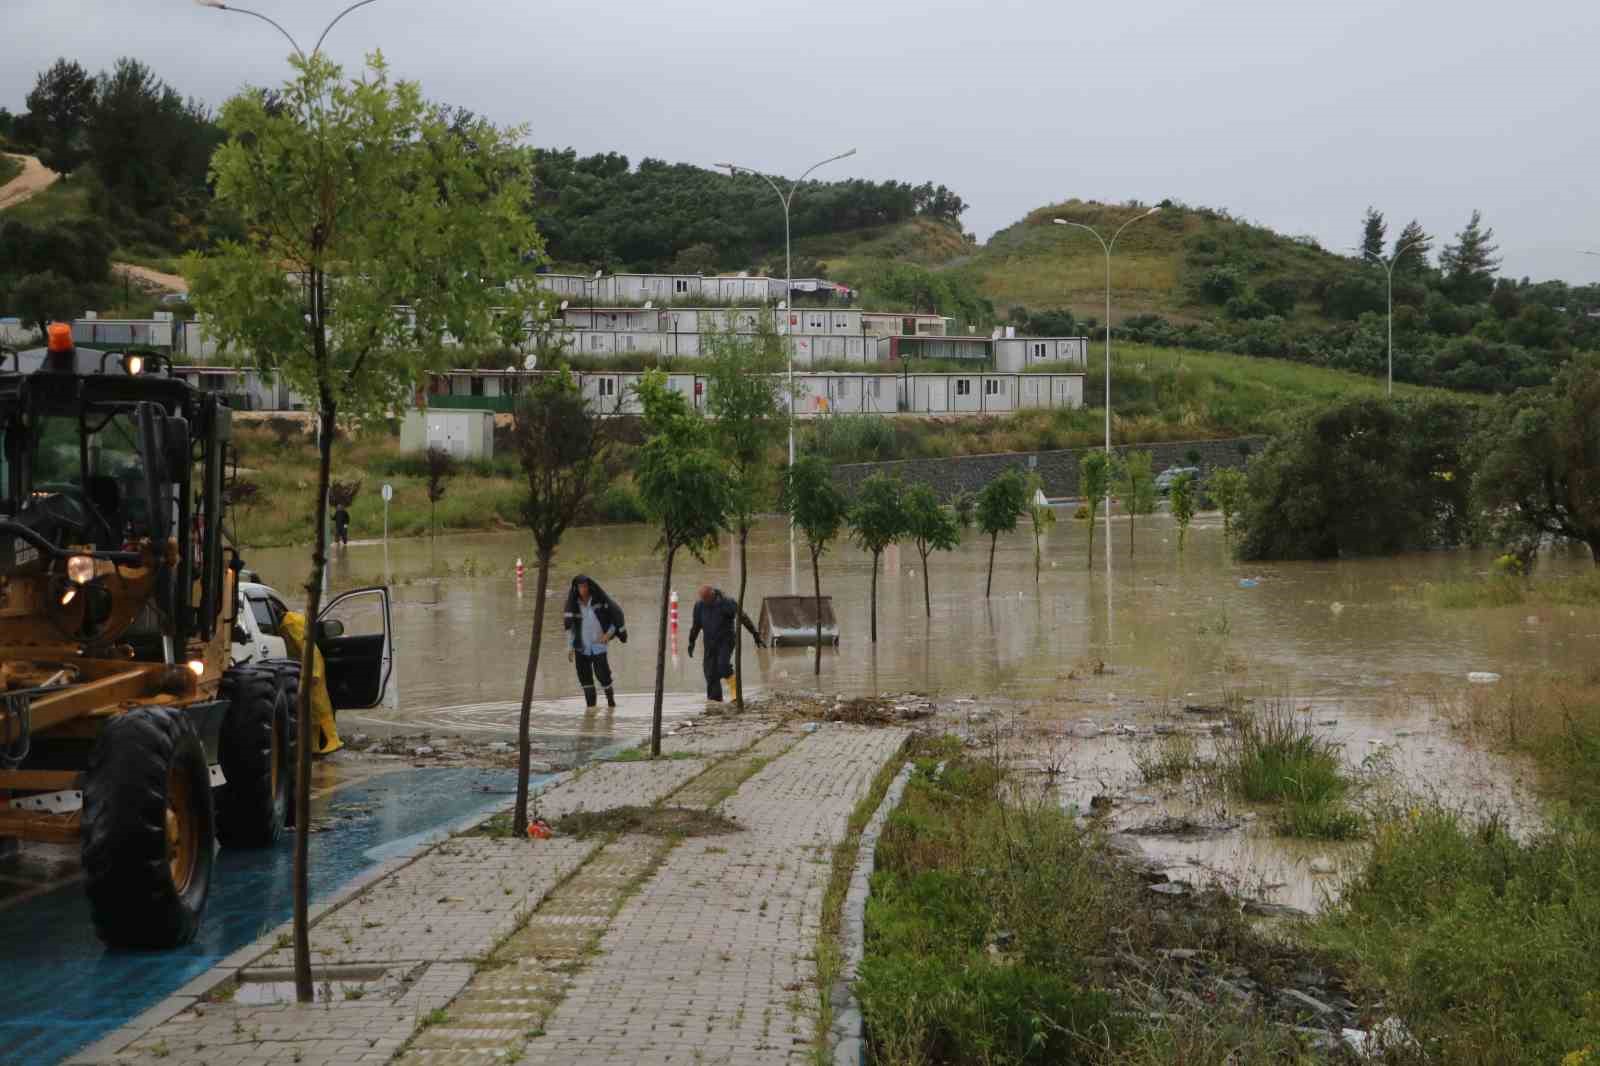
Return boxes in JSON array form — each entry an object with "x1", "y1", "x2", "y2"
[{"x1": 247, "y1": 594, "x2": 278, "y2": 636}]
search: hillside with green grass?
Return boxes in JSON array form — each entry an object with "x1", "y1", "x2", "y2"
[{"x1": 957, "y1": 199, "x2": 1347, "y2": 324}]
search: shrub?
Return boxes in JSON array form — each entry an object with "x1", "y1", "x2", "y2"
[{"x1": 592, "y1": 482, "x2": 647, "y2": 524}]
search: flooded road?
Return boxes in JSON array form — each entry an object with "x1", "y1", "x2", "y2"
[{"x1": 246, "y1": 511, "x2": 1600, "y2": 737}]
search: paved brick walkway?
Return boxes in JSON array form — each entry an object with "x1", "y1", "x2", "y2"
[
  {"x1": 69, "y1": 755, "x2": 713, "y2": 1066},
  {"x1": 522, "y1": 726, "x2": 908, "y2": 1066}
]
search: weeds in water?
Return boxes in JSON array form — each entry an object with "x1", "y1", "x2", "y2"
[
  {"x1": 1423, "y1": 569, "x2": 1600, "y2": 610},
  {"x1": 1217, "y1": 703, "x2": 1361, "y2": 839},
  {"x1": 419, "y1": 1008, "x2": 450, "y2": 1028},
  {"x1": 1133, "y1": 733, "x2": 1201, "y2": 784}
]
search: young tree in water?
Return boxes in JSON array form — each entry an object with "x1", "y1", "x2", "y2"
[
  {"x1": 1079, "y1": 451, "x2": 1113, "y2": 568},
  {"x1": 635, "y1": 372, "x2": 730, "y2": 753},
  {"x1": 1025, "y1": 473, "x2": 1055, "y2": 583},
  {"x1": 848, "y1": 474, "x2": 907, "y2": 642},
  {"x1": 187, "y1": 53, "x2": 538, "y2": 1003},
  {"x1": 975, "y1": 468, "x2": 1029, "y2": 596},
  {"x1": 780, "y1": 455, "x2": 849, "y2": 675},
  {"x1": 1206, "y1": 467, "x2": 1248, "y2": 542},
  {"x1": 903, "y1": 483, "x2": 961, "y2": 617},
  {"x1": 1171, "y1": 473, "x2": 1197, "y2": 556},
  {"x1": 509, "y1": 370, "x2": 611, "y2": 834},
  {"x1": 1114, "y1": 450, "x2": 1156, "y2": 556},
  {"x1": 424, "y1": 446, "x2": 454, "y2": 540},
  {"x1": 702, "y1": 322, "x2": 784, "y2": 708}
]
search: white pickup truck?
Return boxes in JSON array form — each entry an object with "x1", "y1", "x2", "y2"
[{"x1": 231, "y1": 579, "x2": 396, "y2": 713}]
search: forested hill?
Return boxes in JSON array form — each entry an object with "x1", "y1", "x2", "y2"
[{"x1": 529, "y1": 148, "x2": 968, "y2": 276}]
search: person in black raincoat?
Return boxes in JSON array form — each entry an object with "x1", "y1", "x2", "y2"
[
  {"x1": 687, "y1": 585, "x2": 763, "y2": 702},
  {"x1": 564, "y1": 574, "x2": 626, "y2": 709}
]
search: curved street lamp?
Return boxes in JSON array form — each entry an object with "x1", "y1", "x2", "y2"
[
  {"x1": 1053, "y1": 207, "x2": 1160, "y2": 581},
  {"x1": 1360, "y1": 235, "x2": 1430, "y2": 397},
  {"x1": 194, "y1": 0, "x2": 381, "y2": 59},
  {"x1": 716, "y1": 149, "x2": 856, "y2": 471}
]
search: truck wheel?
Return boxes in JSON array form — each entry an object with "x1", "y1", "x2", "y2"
[
  {"x1": 260, "y1": 659, "x2": 303, "y2": 826},
  {"x1": 216, "y1": 667, "x2": 288, "y2": 847},
  {"x1": 82, "y1": 707, "x2": 215, "y2": 949}
]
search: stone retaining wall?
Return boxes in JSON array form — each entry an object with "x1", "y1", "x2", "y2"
[{"x1": 831, "y1": 435, "x2": 1267, "y2": 500}]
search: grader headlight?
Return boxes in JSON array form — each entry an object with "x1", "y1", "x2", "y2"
[{"x1": 66, "y1": 555, "x2": 95, "y2": 585}]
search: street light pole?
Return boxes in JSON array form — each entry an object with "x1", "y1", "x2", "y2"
[
  {"x1": 194, "y1": 0, "x2": 380, "y2": 60},
  {"x1": 1361, "y1": 236, "x2": 1428, "y2": 397},
  {"x1": 1053, "y1": 208, "x2": 1160, "y2": 582},
  {"x1": 716, "y1": 149, "x2": 857, "y2": 472}
]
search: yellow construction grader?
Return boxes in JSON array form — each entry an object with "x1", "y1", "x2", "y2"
[{"x1": 0, "y1": 325, "x2": 304, "y2": 949}]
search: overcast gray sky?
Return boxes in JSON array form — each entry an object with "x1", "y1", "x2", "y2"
[{"x1": 6, "y1": 0, "x2": 1598, "y2": 283}]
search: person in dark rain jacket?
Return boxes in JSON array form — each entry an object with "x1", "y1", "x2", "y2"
[
  {"x1": 687, "y1": 585, "x2": 762, "y2": 702},
  {"x1": 564, "y1": 574, "x2": 626, "y2": 709}
]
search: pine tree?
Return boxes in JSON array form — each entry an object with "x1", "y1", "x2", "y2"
[
  {"x1": 1439, "y1": 210, "x2": 1501, "y2": 303},
  {"x1": 1393, "y1": 219, "x2": 1433, "y2": 277},
  {"x1": 1360, "y1": 206, "x2": 1387, "y2": 262}
]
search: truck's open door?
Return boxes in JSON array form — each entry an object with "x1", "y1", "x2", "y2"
[{"x1": 316, "y1": 586, "x2": 394, "y2": 710}]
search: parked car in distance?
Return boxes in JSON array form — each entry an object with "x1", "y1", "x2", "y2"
[
  {"x1": 160, "y1": 292, "x2": 189, "y2": 306},
  {"x1": 1155, "y1": 466, "x2": 1201, "y2": 495}
]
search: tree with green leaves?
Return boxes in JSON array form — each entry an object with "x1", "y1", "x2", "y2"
[
  {"x1": 1113, "y1": 450, "x2": 1157, "y2": 556},
  {"x1": 1171, "y1": 473, "x2": 1197, "y2": 556},
  {"x1": 1079, "y1": 451, "x2": 1113, "y2": 568},
  {"x1": 1360, "y1": 206, "x2": 1387, "y2": 263},
  {"x1": 1440, "y1": 210, "x2": 1500, "y2": 304},
  {"x1": 509, "y1": 369, "x2": 612, "y2": 831},
  {"x1": 635, "y1": 372, "x2": 730, "y2": 751},
  {"x1": 8, "y1": 271, "x2": 80, "y2": 335},
  {"x1": 186, "y1": 52, "x2": 538, "y2": 1004},
  {"x1": 975, "y1": 468, "x2": 1029, "y2": 596},
  {"x1": 424, "y1": 446, "x2": 453, "y2": 540},
  {"x1": 702, "y1": 321, "x2": 785, "y2": 707},
  {"x1": 1206, "y1": 467, "x2": 1249, "y2": 541},
  {"x1": 903, "y1": 483, "x2": 961, "y2": 617},
  {"x1": 1393, "y1": 219, "x2": 1433, "y2": 277},
  {"x1": 1025, "y1": 474, "x2": 1055, "y2": 583},
  {"x1": 23, "y1": 58, "x2": 95, "y2": 172},
  {"x1": 1471, "y1": 355, "x2": 1600, "y2": 565},
  {"x1": 848, "y1": 474, "x2": 907, "y2": 642},
  {"x1": 780, "y1": 455, "x2": 849, "y2": 675}
]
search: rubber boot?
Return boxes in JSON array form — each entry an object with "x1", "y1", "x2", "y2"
[
  {"x1": 604, "y1": 687, "x2": 617, "y2": 709},
  {"x1": 727, "y1": 673, "x2": 738, "y2": 702},
  {"x1": 582, "y1": 686, "x2": 597, "y2": 709}
]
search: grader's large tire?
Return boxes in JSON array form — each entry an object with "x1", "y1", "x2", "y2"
[
  {"x1": 216, "y1": 667, "x2": 289, "y2": 847},
  {"x1": 259, "y1": 659, "x2": 302, "y2": 827},
  {"x1": 82, "y1": 707, "x2": 215, "y2": 949}
]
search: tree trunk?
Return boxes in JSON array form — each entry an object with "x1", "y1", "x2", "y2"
[
  {"x1": 1086, "y1": 502, "x2": 1096, "y2": 569},
  {"x1": 986, "y1": 532, "x2": 997, "y2": 597},
  {"x1": 812, "y1": 547, "x2": 823, "y2": 676},
  {"x1": 735, "y1": 525, "x2": 748, "y2": 711},
  {"x1": 650, "y1": 546, "x2": 676, "y2": 757},
  {"x1": 869, "y1": 550, "x2": 879, "y2": 643},
  {"x1": 512, "y1": 548, "x2": 551, "y2": 835},
  {"x1": 1034, "y1": 531, "x2": 1041, "y2": 584},
  {"x1": 1130, "y1": 510, "x2": 1136, "y2": 557},
  {"x1": 921, "y1": 549, "x2": 931, "y2": 618},
  {"x1": 293, "y1": 389, "x2": 336, "y2": 1005}
]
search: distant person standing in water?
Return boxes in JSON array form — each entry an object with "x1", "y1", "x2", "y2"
[
  {"x1": 564, "y1": 574, "x2": 625, "y2": 709},
  {"x1": 687, "y1": 585, "x2": 763, "y2": 702},
  {"x1": 333, "y1": 503, "x2": 350, "y2": 547}
]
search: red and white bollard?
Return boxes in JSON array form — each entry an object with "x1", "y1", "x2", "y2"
[
  {"x1": 515, "y1": 557, "x2": 525, "y2": 597},
  {"x1": 670, "y1": 589, "x2": 679, "y2": 659}
]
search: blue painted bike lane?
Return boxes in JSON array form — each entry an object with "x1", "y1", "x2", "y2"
[{"x1": 0, "y1": 766, "x2": 544, "y2": 1066}]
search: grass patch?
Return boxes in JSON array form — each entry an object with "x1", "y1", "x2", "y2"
[
  {"x1": 855, "y1": 748, "x2": 1366, "y2": 1064},
  {"x1": 1453, "y1": 669, "x2": 1600, "y2": 816},
  {"x1": 1313, "y1": 808, "x2": 1600, "y2": 1065},
  {"x1": 601, "y1": 746, "x2": 698, "y2": 763},
  {"x1": 1213, "y1": 703, "x2": 1363, "y2": 841},
  {"x1": 1132, "y1": 733, "x2": 1200, "y2": 784},
  {"x1": 550, "y1": 805, "x2": 741, "y2": 840},
  {"x1": 811, "y1": 734, "x2": 926, "y2": 1062},
  {"x1": 0, "y1": 154, "x2": 22, "y2": 186},
  {"x1": 1424, "y1": 569, "x2": 1600, "y2": 610}
]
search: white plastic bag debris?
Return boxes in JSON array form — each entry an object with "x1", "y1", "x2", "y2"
[{"x1": 1467, "y1": 671, "x2": 1501, "y2": 684}]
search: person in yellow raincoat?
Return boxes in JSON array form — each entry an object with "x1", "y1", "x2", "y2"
[{"x1": 279, "y1": 610, "x2": 343, "y2": 755}]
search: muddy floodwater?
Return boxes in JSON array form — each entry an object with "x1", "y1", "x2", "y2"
[
  {"x1": 247, "y1": 509, "x2": 1597, "y2": 911},
  {"x1": 249, "y1": 510, "x2": 1598, "y2": 721}
]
